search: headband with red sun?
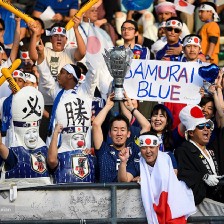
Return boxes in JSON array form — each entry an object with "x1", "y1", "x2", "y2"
[{"x1": 139, "y1": 135, "x2": 159, "y2": 147}]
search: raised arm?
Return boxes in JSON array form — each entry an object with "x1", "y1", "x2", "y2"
[
  {"x1": 79, "y1": 61, "x2": 97, "y2": 98},
  {"x1": 120, "y1": 97, "x2": 132, "y2": 123},
  {"x1": 72, "y1": 16, "x2": 86, "y2": 61},
  {"x1": 209, "y1": 82, "x2": 224, "y2": 128},
  {"x1": 36, "y1": 41, "x2": 58, "y2": 99},
  {"x1": 9, "y1": 18, "x2": 21, "y2": 62},
  {"x1": 123, "y1": 92, "x2": 151, "y2": 134},
  {"x1": 0, "y1": 132, "x2": 9, "y2": 160},
  {"x1": 47, "y1": 123, "x2": 63, "y2": 169},
  {"x1": 92, "y1": 93, "x2": 114, "y2": 149},
  {"x1": 28, "y1": 21, "x2": 42, "y2": 62}
]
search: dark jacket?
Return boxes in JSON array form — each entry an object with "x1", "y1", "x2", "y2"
[{"x1": 174, "y1": 141, "x2": 219, "y2": 205}]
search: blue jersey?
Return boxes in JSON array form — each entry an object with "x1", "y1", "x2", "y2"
[
  {"x1": 0, "y1": 8, "x2": 27, "y2": 45},
  {"x1": 53, "y1": 149, "x2": 96, "y2": 183},
  {"x1": 132, "y1": 44, "x2": 150, "y2": 59},
  {"x1": 156, "y1": 41, "x2": 181, "y2": 60},
  {"x1": 34, "y1": 0, "x2": 78, "y2": 16},
  {"x1": 120, "y1": 44, "x2": 150, "y2": 60},
  {"x1": 95, "y1": 142, "x2": 140, "y2": 183},
  {"x1": 3, "y1": 146, "x2": 50, "y2": 179}
]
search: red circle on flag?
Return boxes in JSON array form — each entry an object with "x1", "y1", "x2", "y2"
[
  {"x1": 190, "y1": 107, "x2": 204, "y2": 118},
  {"x1": 178, "y1": 0, "x2": 188, "y2": 7},
  {"x1": 87, "y1": 36, "x2": 101, "y2": 54},
  {"x1": 145, "y1": 138, "x2": 151, "y2": 145}
]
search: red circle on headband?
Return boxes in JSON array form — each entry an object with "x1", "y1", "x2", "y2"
[
  {"x1": 22, "y1": 52, "x2": 28, "y2": 58},
  {"x1": 145, "y1": 138, "x2": 151, "y2": 145},
  {"x1": 58, "y1": 27, "x2": 62, "y2": 32},
  {"x1": 14, "y1": 71, "x2": 18, "y2": 76},
  {"x1": 194, "y1": 37, "x2": 199, "y2": 43}
]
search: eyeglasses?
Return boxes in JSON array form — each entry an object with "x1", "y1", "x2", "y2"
[
  {"x1": 196, "y1": 122, "x2": 212, "y2": 130},
  {"x1": 165, "y1": 27, "x2": 181, "y2": 33},
  {"x1": 121, "y1": 27, "x2": 136, "y2": 32}
]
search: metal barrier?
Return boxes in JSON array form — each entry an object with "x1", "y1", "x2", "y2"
[{"x1": 0, "y1": 181, "x2": 224, "y2": 224}]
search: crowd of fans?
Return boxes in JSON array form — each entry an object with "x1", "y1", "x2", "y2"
[{"x1": 0, "y1": 0, "x2": 224, "y2": 219}]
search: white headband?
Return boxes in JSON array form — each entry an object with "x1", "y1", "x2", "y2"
[
  {"x1": 139, "y1": 135, "x2": 160, "y2": 147},
  {"x1": 13, "y1": 70, "x2": 26, "y2": 82},
  {"x1": 166, "y1": 20, "x2": 183, "y2": 29},
  {"x1": 158, "y1": 21, "x2": 166, "y2": 29},
  {"x1": 63, "y1": 64, "x2": 78, "y2": 80},
  {"x1": 25, "y1": 73, "x2": 37, "y2": 83},
  {"x1": 46, "y1": 26, "x2": 67, "y2": 37},
  {"x1": 183, "y1": 36, "x2": 201, "y2": 48},
  {"x1": 20, "y1": 51, "x2": 30, "y2": 60},
  {"x1": 199, "y1": 4, "x2": 219, "y2": 21}
]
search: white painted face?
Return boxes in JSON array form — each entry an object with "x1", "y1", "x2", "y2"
[
  {"x1": 70, "y1": 133, "x2": 85, "y2": 149},
  {"x1": 24, "y1": 128, "x2": 39, "y2": 149}
]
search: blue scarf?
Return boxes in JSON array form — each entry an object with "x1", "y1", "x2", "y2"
[
  {"x1": 47, "y1": 89, "x2": 64, "y2": 136},
  {"x1": 1, "y1": 94, "x2": 13, "y2": 136}
]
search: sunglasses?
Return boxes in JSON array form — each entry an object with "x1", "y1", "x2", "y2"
[
  {"x1": 196, "y1": 122, "x2": 212, "y2": 130},
  {"x1": 166, "y1": 27, "x2": 181, "y2": 33}
]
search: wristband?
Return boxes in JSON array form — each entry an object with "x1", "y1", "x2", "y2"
[
  {"x1": 205, "y1": 55, "x2": 211, "y2": 60},
  {"x1": 131, "y1": 108, "x2": 137, "y2": 115}
]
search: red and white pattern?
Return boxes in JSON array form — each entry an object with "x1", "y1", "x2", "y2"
[
  {"x1": 46, "y1": 26, "x2": 67, "y2": 37},
  {"x1": 12, "y1": 70, "x2": 26, "y2": 82},
  {"x1": 183, "y1": 36, "x2": 201, "y2": 48},
  {"x1": 139, "y1": 135, "x2": 159, "y2": 147},
  {"x1": 179, "y1": 105, "x2": 214, "y2": 139},
  {"x1": 20, "y1": 51, "x2": 30, "y2": 60},
  {"x1": 174, "y1": 0, "x2": 195, "y2": 15},
  {"x1": 140, "y1": 151, "x2": 196, "y2": 224},
  {"x1": 166, "y1": 19, "x2": 182, "y2": 29}
]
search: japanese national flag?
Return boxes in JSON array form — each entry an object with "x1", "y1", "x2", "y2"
[
  {"x1": 174, "y1": 0, "x2": 195, "y2": 15},
  {"x1": 140, "y1": 151, "x2": 196, "y2": 224},
  {"x1": 86, "y1": 24, "x2": 113, "y2": 100},
  {"x1": 86, "y1": 24, "x2": 113, "y2": 68}
]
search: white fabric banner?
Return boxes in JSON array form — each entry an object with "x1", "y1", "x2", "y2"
[
  {"x1": 124, "y1": 59, "x2": 203, "y2": 104},
  {"x1": 140, "y1": 151, "x2": 196, "y2": 223},
  {"x1": 174, "y1": 0, "x2": 195, "y2": 15},
  {"x1": 86, "y1": 24, "x2": 113, "y2": 100}
]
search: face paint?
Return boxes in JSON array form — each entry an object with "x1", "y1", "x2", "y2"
[{"x1": 24, "y1": 128, "x2": 39, "y2": 149}]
